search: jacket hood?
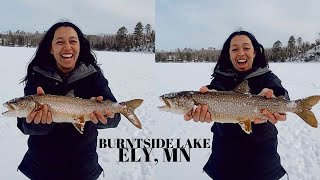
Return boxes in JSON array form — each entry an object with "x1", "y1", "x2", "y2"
[
  {"x1": 214, "y1": 66, "x2": 271, "y2": 80},
  {"x1": 33, "y1": 62, "x2": 97, "y2": 84}
]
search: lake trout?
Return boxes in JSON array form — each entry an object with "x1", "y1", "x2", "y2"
[
  {"x1": 2, "y1": 91, "x2": 143, "y2": 133},
  {"x1": 158, "y1": 81, "x2": 319, "y2": 134}
]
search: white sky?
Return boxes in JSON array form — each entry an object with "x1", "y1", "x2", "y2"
[
  {"x1": 0, "y1": 0, "x2": 154, "y2": 35},
  {"x1": 2, "y1": 0, "x2": 320, "y2": 50},
  {"x1": 156, "y1": 0, "x2": 320, "y2": 50}
]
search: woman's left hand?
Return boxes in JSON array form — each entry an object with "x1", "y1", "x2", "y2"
[
  {"x1": 89, "y1": 96, "x2": 114, "y2": 124},
  {"x1": 254, "y1": 88, "x2": 287, "y2": 124}
]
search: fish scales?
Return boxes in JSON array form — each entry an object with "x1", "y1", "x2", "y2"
[
  {"x1": 3, "y1": 93, "x2": 144, "y2": 133},
  {"x1": 31, "y1": 95, "x2": 119, "y2": 122},
  {"x1": 158, "y1": 81, "x2": 319, "y2": 133},
  {"x1": 187, "y1": 91, "x2": 291, "y2": 122}
]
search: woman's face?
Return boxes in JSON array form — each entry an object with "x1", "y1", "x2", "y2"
[
  {"x1": 229, "y1": 35, "x2": 256, "y2": 72},
  {"x1": 51, "y1": 26, "x2": 80, "y2": 74}
]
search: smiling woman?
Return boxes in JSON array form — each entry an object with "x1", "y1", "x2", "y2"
[
  {"x1": 229, "y1": 35, "x2": 256, "y2": 71},
  {"x1": 50, "y1": 26, "x2": 80, "y2": 74},
  {"x1": 17, "y1": 21, "x2": 122, "y2": 180},
  {"x1": 184, "y1": 30, "x2": 289, "y2": 180}
]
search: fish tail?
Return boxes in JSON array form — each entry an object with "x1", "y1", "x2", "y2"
[
  {"x1": 120, "y1": 99, "x2": 144, "y2": 129},
  {"x1": 294, "y1": 95, "x2": 320, "y2": 128}
]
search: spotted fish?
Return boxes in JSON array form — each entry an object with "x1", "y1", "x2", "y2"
[
  {"x1": 158, "y1": 81, "x2": 319, "y2": 134},
  {"x1": 2, "y1": 91, "x2": 143, "y2": 133}
]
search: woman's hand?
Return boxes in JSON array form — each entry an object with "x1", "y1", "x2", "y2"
[
  {"x1": 89, "y1": 96, "x2": 114, "y2": 124},
  {"x1": 184, "y1": 86, "x2": 212, "y2": 123},
  {"x1": 254, "y1": 88, "x2": 287, "y2": 124},
  {"x1": 26, "y1": 87, "x2": 53, "y2": 124}
]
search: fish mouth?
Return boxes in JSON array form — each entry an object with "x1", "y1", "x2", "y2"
[
  {"x1": 158, "y1": 98, "x2": 171, "y2": 109},
  {"x1": 2, "y1": 102, "x2": 15, "y2": 114}
]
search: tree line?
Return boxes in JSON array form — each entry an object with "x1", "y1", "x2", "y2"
[
  {"x1": 156, "y1": 47, "x2": 220, "y2": 63},
  {"x1": 156, "y1": 34, "x2": 320, "y2": 62},
  {"x1": 268, "y1": 34, "x2": 320, "y2": 62},
  {"x1": 0, "y1": 22, "x2": 155, "y2": 53}
]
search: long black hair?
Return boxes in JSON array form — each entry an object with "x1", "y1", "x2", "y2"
[
  {"x1": 22, "y1": 21, "x2": 99, "y2": 82},
  {"x1": 212, "y1": 31, "x2": 268, "y2": 77}
]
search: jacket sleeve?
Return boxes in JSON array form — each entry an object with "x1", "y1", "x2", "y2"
[
  {"x1": 17, "y1": 77, "x2": 56, "y2": 135},
  {"x1": 94, "y1": 71, "x2": 121, "y2": 129},
  {"x1": 206, "y1": 75, "x2": 229, "y2": 91},
  {"x1": 264, "y1": 72, "x2": 290, "y2": 100}
]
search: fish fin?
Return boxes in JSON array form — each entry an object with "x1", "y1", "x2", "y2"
[
  {"x1": 187, "y1": 110, "x2": 194, "y2": 119},
  {"x1": 122, "y1": 99, "x2": 144, "y2": 109},
  {"x1": 120, "y1": 99, "x2": 144, "y2": 129},
  {"x1": 238, "y1": 119, "x2": 252, "y2": 134},
  {"x1": 73, "y1": 115, "x2": 86, "y2": 134},
  {"x1": 72, "y1": 123, "x2": 84, "y2": 134},
  {"x1": 34, "y1": 103, "x2": 44, "y2": 111},
  {"x1": 295, "y1": 95, "x2": 320, "y2": 128},
  {"x1": 65, "y1": 90, "x2": 75, "y2": 97},
  {"x1": 233, "y1": 80, "x2": 250, "y2": 94},
  {"x1": 296, "y1": 111, "x2": 318, "y2": 128}
]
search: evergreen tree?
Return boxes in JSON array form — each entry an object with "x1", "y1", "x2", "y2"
[
  {"x1": 297, "y1": 37, "x2": 303, "y2": 52},
  {"x1": 287, "y1": 35, "x2": 296, "y2": 59},
  {"x1": 144, "y1": 24, "x2": 152, "y2": 50},
  {"x1": 8, "y1": 30, "x2": 14, "y2": 45},
  {"x1": 116, "y1": 26, "x2": 128, "y2": 51},
  {"x1": 316, "y1": 32, "x2": 320, "y2": 46},
  {"x1": 133, "y1": 22, "x2": 144, "y2": 48},
  {"x1": 272, "y1": 40, "x2": 282, "y2": 62},
  {"x1": 145, "y1": 24, "x2": 151, "y2": 35}
]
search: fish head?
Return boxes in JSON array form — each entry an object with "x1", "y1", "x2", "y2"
[
  {"x1": 158, "y1": 91, "x2": 195, "y2": 115},
  {"x1": 2, "y1": 96, "x2": 36, "y2": 117}
]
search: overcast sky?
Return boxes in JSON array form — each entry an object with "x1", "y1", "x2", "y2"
[
  {"x1": 156, "y1": 0, "x2": 320, "y2": 50},
  {"x1": 1, "y1": 0, "x2": 154, "y2": 35}
]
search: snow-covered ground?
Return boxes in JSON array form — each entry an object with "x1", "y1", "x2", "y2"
[{"x1": 0, "y1": 46, "x2": 319, "y2": 180}]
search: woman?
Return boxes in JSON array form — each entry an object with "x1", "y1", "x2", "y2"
[
  {"x1": 185, "y1": 31, "x2": 288, "y2": 180},
  {"x1": 17, "y1": 22, "x2": 121, "y2": 180}
]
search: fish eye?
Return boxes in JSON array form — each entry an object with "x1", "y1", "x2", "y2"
[{"x1": 9, "y1": 98, "x2": 18, "y2": 103}]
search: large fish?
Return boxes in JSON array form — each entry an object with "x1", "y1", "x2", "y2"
[
  {"x1": 2, "y1": 91, "x2": 143, "y2": 133},
  {"x1": 158, "y1": 81, "x2": 319, "y2": 134}
]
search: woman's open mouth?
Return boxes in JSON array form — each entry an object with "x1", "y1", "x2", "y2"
[
  {"x1": 61, "y1": 54, "x2": 74, "y2": 59},
  {"x1": 237, "y1": 59, "x2": 247, "y2": 68}
]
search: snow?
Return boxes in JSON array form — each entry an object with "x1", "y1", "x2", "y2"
[
  {"x1": 287, "y1": 45, "x2": 320, "y2": 62},
  {"x1": 306, "y1": 45, "x2": 320, "y2": 54},
  {"x1": 0, "y1": 46, "x2": 320, "y2": 180}
]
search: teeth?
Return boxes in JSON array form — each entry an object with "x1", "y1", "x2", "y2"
[
  {"x1": 61, "y1": 54, "x2": 73, "y2": 58},
  {"x1": 237, "y1": 59, "x2": 247, "y2": 63},
  {"x1": 3, "y1": 103, "x2": 9, "y2": 109},
  {"x1": 3, "y1": 103, "x2": 15, "y2": 111}
]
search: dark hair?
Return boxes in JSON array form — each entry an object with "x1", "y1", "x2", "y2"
[
  {"x1": 212, "y1": 31, "x2": 268, "y2": 77},
  {"x1": 22, "y1": 21, "x2": 99, "y2": 82}
]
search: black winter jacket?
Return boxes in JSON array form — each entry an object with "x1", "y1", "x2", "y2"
[
  {"x1": 17, "y1": 63, "x2": 121, "y2": 180},
  {"x1": 203, "y1": 67, "x2": 288, "y2": 180}
]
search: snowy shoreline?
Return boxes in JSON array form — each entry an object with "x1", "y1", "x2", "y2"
[{"x1": 0, "y1": 46, "x2": 319, "y2": 180}]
